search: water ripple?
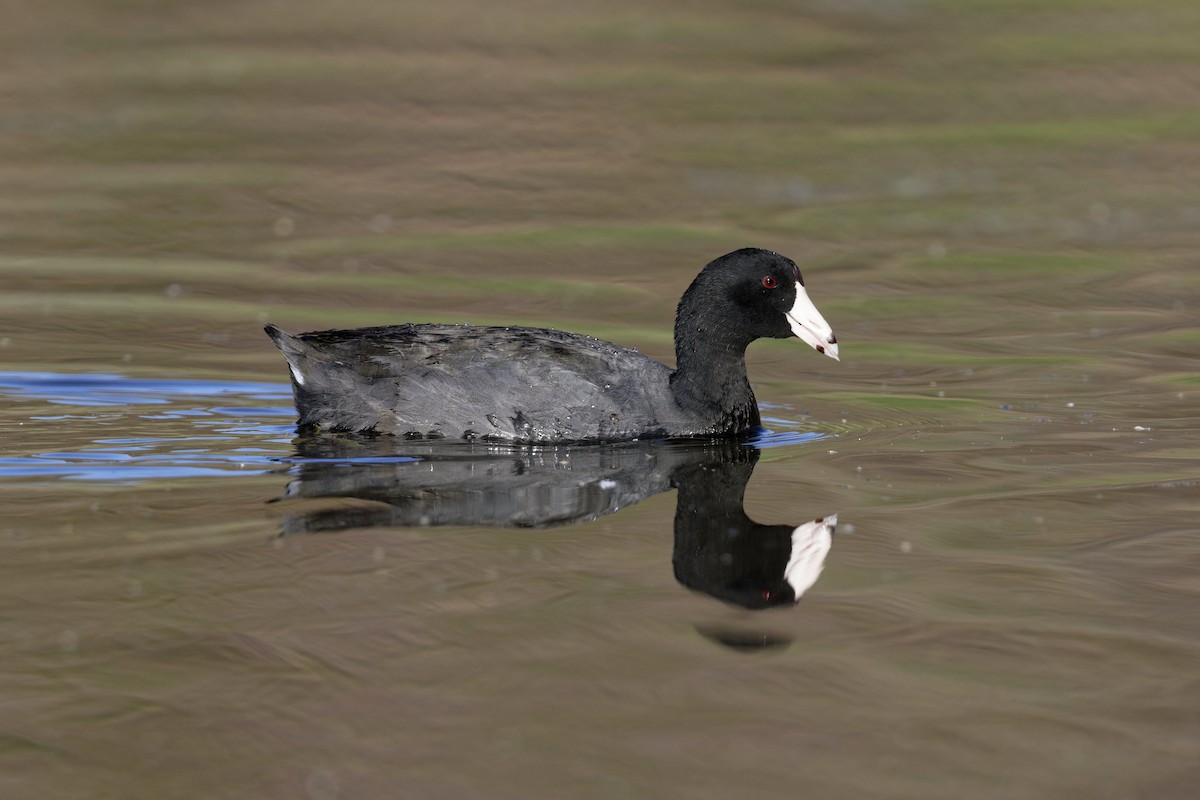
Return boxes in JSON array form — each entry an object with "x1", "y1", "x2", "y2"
[{"x1": 0, "y1": 371, "x2": 293, "y2": 482}]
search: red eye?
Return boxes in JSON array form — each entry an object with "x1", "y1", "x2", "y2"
[{"x1": 762, "y1": 275, "x2": 778, "y2": 289}]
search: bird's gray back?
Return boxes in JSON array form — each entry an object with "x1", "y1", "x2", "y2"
[{"x1": 290, "y1": 324, "x2": 676, "y2": 441}]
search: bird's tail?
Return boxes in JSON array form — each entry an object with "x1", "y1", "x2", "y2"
[{"x1": 264, "y1": 324, "x2": 326, "y2": 388}]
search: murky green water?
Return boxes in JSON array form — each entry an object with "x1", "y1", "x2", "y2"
[{"x1": 3, "y1": 2, "x2": 1199, "y2": 798}]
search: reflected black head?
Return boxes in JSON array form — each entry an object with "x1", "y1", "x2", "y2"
[
  {"x1": 671, "y1": 453, "x2": 802, "y2": 610},
  {"x1": 673, "y1": 521, "x2": 801, "y2": 610}
]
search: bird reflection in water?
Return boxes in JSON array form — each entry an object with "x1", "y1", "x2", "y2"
[{"x1": 274, "y1": 435, "x2": 839, "y2": 651}]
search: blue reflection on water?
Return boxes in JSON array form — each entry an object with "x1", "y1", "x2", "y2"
[
  {"x1": 0, "y1": 371, "x2": 291, "y2": 406},
  {"x1": 0, "y1": 371, "x2": 295, "y2": 482},
  {"x1": 751, "y1": 416, "x2": 826, "y2": 449}
]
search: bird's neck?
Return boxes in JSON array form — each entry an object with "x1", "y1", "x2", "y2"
[
  {"x1": 669, "y1": 279, "x2": 763, "y2": 434},
  {"x1": 670, "y1": 335, "x2": 760, "y2": 432}
]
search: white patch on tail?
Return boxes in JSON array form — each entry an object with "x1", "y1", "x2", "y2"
[{"x1": 289, "y1": 365, "x2": 306, "y2": 386}]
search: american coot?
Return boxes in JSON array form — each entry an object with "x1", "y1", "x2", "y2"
[{"x1": 265, "y1": 247, "x2": 838, "y2": 443}]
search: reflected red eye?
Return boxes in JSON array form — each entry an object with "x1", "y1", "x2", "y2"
[{"x1": 761, "y1": 276, "x2": 778, "y2": 289}]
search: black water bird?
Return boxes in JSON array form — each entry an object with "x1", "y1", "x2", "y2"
[{"x1": 266, "y1": 248, "x2": 838, "y2": 444}]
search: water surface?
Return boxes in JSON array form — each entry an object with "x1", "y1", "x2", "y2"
[{"x1": 3, "y1": 2, "x2": 1200, "y2": 799}]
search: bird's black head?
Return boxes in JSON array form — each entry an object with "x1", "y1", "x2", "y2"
[{"x1": 675, "y1": 248, "x2": 839, "y2": 358}]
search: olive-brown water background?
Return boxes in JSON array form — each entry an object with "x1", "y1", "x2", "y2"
[{"x1": 3, "y1": 1, "x2": 1199, "y2": 798}]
